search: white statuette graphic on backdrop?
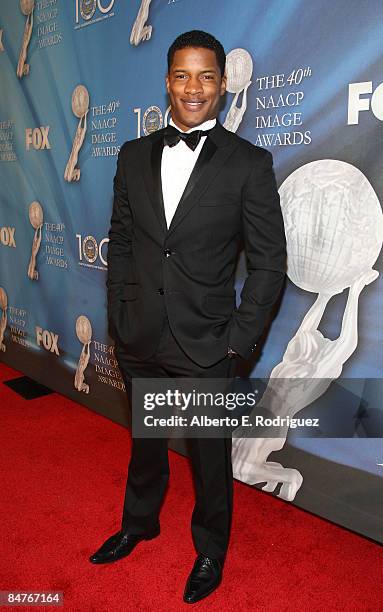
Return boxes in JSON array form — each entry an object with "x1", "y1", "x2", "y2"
[
  {"x1": 232, "y1": 160, "x2": 383, "y2": 500},
  {"x1": 27, "y1": 201, "x2": 43, "y2": 281},
  {"x1": 130, "y1": 0, "x2": 152, "y2": 46},
  {"x1": 0, "y1": 287, "x2": 8, "y2": 352},
  {"x1": 64, "y1": 85, "x2": 89, "y2": 182},
  {"x1": 0, "y1": 29, "x2": 4, "y2": 52},
  {"x1": 74, "y1": 315, "x2": 92, "y2": 394},
  {"x1": 17, "y1": 0, "x2": 34, "y2": 78},
  {"x1": 223, "y1": 48, "x2": 253, "y2": 133},
  {"x1": 281, "y1": 160, "x2": 383, "y2": 293}
]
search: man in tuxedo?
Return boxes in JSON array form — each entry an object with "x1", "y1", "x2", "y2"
[{"x1": 90, "y1": 30, "x2": 286, "y2": 604}]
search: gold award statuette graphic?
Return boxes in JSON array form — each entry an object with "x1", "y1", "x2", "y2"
[
  {"x1": 130, "y1": 0, "x2": 152, "y2": 46},
  {"x1": 223, "y1": 48, "x2": 253, "y2": 133},
  {"x1": 0, "y1": 287, "x2": 8, "y2": 352},
  {"x1": 64, "y1": 85, "x2": 89, "y2": 182},
  {"x1": 232, "y1": 160, "x2": 383, "y2": 501},
  {"x1": 28, "y1": 201, "x2": 43, "y2": 281},
  {"x1": 17, "y1": 0, "x2": 35, "y2": 78},
  {"x1": 75, "y1": 315, "x2": 92, "y2": 394}
]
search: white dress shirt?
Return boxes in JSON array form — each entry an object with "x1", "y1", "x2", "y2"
[{"x1": 161, "y1": 117, "x2": 217, "y2": 228}]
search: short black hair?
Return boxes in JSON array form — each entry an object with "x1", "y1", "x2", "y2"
[{"x1": 167, "y1": 30, "x2": 226, "y2": 76}]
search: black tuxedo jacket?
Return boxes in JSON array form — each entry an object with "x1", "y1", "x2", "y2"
[{"x1": 106, "y1": 121, "x2": 286, "y2": 366}]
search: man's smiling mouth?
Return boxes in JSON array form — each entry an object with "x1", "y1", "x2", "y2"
[{"x1": 181, "y1": 99, "x2": 206, "y2": 110}]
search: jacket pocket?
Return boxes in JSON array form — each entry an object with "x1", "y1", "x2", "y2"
[
  {"x1": 199, "y1": 197, "x2": 239, "y2": 207},
  {"x1": 120, "y1": 284, "x2": 139, "y2": 301}
]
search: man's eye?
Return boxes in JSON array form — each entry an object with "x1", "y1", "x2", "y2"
[{"x1": 175, "y1": 74, "x2": 187, "y2": 79}]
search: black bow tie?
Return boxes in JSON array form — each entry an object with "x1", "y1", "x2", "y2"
[{"x1": 163, "y1": 125, "x2": 210, "y2": 151}]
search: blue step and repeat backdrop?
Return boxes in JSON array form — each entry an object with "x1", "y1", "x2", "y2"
[{"x1": 1, "y1": 0, "x2": 383, "y2": 541}]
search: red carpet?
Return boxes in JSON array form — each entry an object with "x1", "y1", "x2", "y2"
[{"x1": 0, "y1": 361, "x2": 382, "y2": 612}]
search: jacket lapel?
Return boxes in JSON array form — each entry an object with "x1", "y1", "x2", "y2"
[
  {"x1": 167, "y1": 122, "x2": 238, "y2": 237},
  {"x1": 140, "y1": 122, "x2": 238, "y2": 239},
  {"x1": 141, "y1": 130, "x2": 168, "y2": 235},
  {"x1": 167, "y1": 137, "x2": 217, "y2": 232}
]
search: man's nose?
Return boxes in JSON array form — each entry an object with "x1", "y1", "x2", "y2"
[{"x1": 184, "y1": 76, "x2": 203, "y2": 94}]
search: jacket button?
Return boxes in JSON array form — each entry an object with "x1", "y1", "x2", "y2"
[
  {"x1": 164, "y1": 249, "x2": 172, "y2": 257},
  {"x1": 158, "y1": 288, "x2": 164, "y2": 295}
]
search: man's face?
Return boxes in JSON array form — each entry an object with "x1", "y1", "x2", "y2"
[{"x1": 166, "y1": 46, "x2": 226, "y2": 132}]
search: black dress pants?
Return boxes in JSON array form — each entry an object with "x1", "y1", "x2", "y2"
[{"x1": 114, "y1": 315, "x2": 237, "y2": 560}]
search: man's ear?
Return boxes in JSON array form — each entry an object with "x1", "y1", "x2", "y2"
[
  {"x1": 165, "y1": 74, "x2": 170, "y2": 94},
  {"x1": 220, "y1": 73, "x2": 227, "y2": 96}
]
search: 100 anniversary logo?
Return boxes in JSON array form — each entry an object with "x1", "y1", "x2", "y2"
[{"x1": 75, "y1": 0, "x2": 115, "y2": 29}]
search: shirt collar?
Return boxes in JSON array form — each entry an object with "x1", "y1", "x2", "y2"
[{"x1": 169, "y1": 117, "x2": 217, "y2": 133}]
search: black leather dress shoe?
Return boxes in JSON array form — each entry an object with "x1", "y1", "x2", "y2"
[
  {"x1": 183, "y1": 554, "x2": 223, "y2": 604},
  {"x1": 89, "y1": 528, "x2": 160, "y2": 564}
]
